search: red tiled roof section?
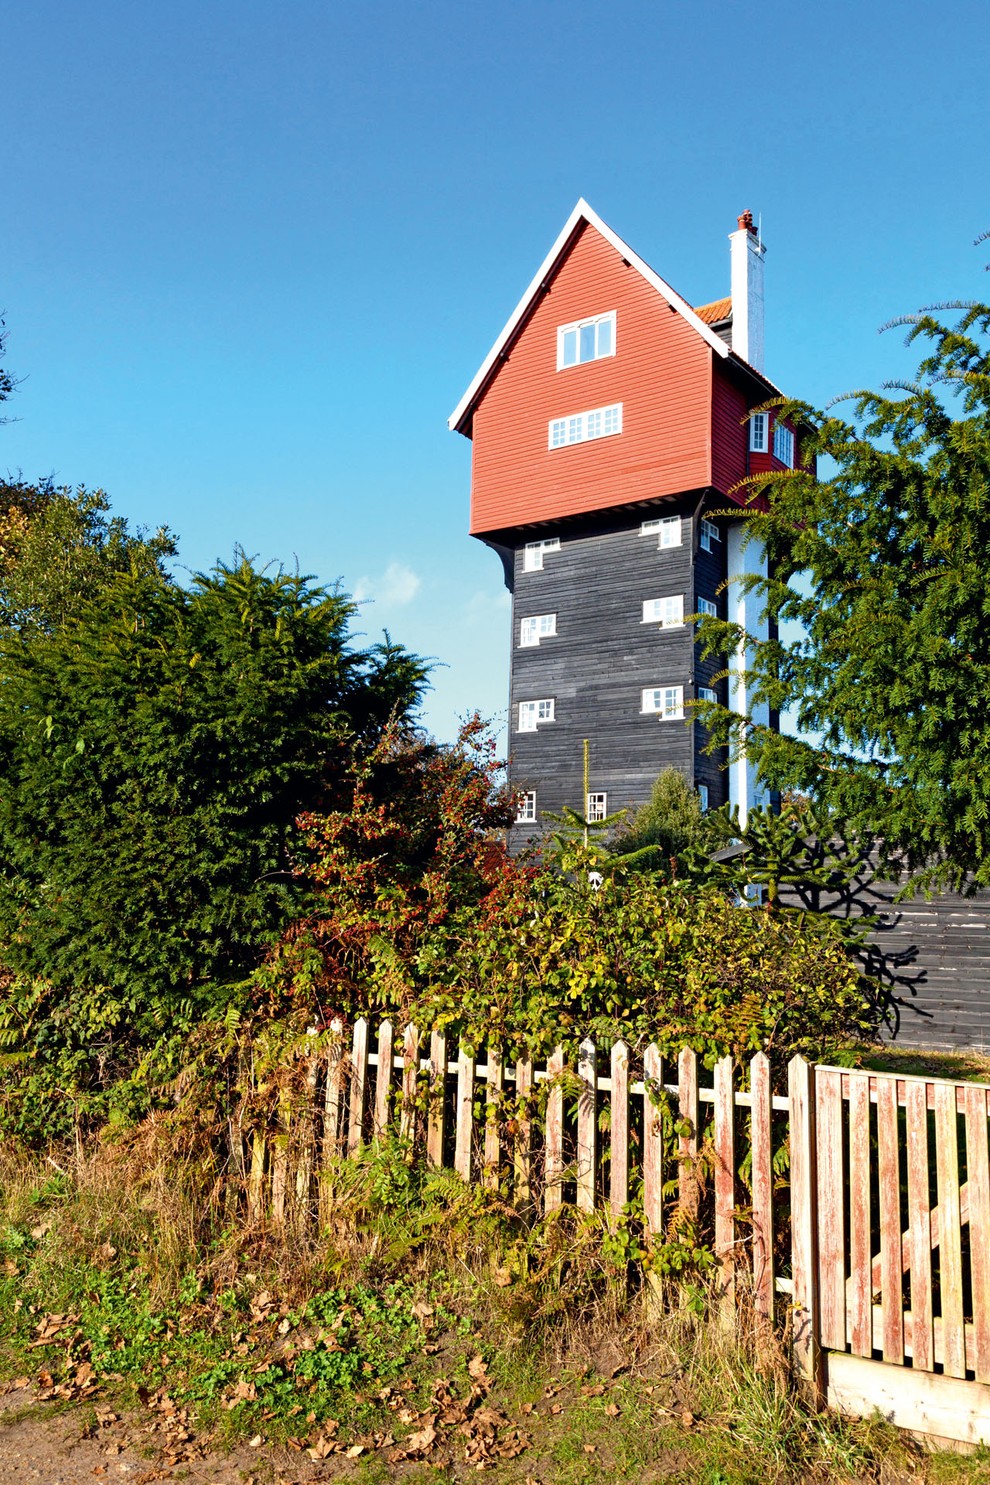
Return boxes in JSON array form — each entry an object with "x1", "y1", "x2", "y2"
[{"x1": 694, "y1": 296, "x2": 732, "y2": 325}]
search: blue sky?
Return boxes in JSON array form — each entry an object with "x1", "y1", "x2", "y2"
[{"x1": 4, "y1": 0, "x2": 987, "y2": 742}]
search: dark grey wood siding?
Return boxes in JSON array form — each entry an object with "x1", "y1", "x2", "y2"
[{"x1": 500, "y1": 497, "x2": 728, "y2": 847}]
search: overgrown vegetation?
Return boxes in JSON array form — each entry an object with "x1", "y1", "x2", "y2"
[{"x1": 3, "y1": 1139, "x2": 982, "y2": 1483}]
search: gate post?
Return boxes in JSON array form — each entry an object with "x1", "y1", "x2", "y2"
[{"x1": 789, "y1": 1055, "x2": 824, "y2": 1404}]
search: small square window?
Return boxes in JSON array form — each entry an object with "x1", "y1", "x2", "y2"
[
  {"x1": 587, "y1": 791, "x2": 607, "y2": 822},
  {"x1": 516, "y1": 791, "x2": 537, "y2": 823},
  {"x1": 522, "y1": 538, "x2": 560, "y2": 572},
  {"x1": 698, "y1": 598, "x2": 718, "y2": 619},
  {"x1": 642, "y1": 595, "x2": 684, "y2": 627},
  {"x1": 520, "y1": 613, "x2": 557, "y2": 647},
  {"x1": 749, "y1": 412, "x2": 768, "y2": 453},
  {"x1": 641, "y1": 685, "x2": 684, "y2": 719},
  {"x1": 519, "y1": 698, "x2": 555, "y2": 731},
  {"x1": 698, "y1": 784, "x2": 710, "y2": 813},
  {"x1": 773, "y1": 422, "x2": 795, "y2": 468},
  {"x1": 697, "y1": 686, "x2": 718, "y2": 705},
  {"x1": 700, "y1": 518, "x2": 720, "y2": 553}
]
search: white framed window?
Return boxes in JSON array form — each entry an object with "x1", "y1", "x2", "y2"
[
  {"x1": 518, "y1": 698, "x2": 555, "y2": 732},
  {"x1": 548, "y1": 402, "x2": 623, "y2": 450},
  {"x1": 698, "y1": 597, "x2": 718, "y2": 619},
  {"x1": 698, "y1": 784, "x2": 710, "y2": 813},
  {"x1": 640, "y1": 514, "x2": 683, "y2": 549},
  {"x1": 697, "y1": 686, "x2": 718, "y2": 705},
  {"x1": 642, "y1": 595, "x2": 684, "y2": 627},
  {"x1": 519, "y1": 612, "x2": 557, "y2": 647},
  {"x1": 773, "y1": 422, "x2": 795, "y2": 467},
  {"x1": 749, "y1": 412, "x2": 769, "y2": 453},
  {"x1": 515, "y1": 791, "x2": 537, "y2": 824},
  {"x1": 700, "y1": 518, "x2": 720, "y2": 553},
  {"x1": 557, "y1": 312, "x2": 616, "y2": 369},
  {"x1": 641, "y1": 685, "x2": 684, "y2": 719},
  {"x1": 586, "y1": 791, "x2": 608, "y2": 822},
  {"x1": 522, "y1": 537, "x2": 561, "y2": 572}
]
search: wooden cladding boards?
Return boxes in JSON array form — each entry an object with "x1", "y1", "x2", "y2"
[
  {"x1": 469, "y1": 221, "x2": 712, "y2": 534},
  {"x1": 508, "y1": 503, "x2": 728, "y2": 838}
]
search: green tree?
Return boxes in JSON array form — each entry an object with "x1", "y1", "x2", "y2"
[
  {"x1": 699, "y1": 299, "x2": 990, "y2": 888},
  {"x1": 610, "y1": 768, "x2": 725, "y2": 874},
  {"x1": 0, "y1": 556, "x2": 428, "y2": 1021},
  {"x1": 0, "y1": 478, "x2": 176, "y2": 633}
]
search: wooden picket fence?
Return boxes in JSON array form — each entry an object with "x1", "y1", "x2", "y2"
[{"x1": 232, "y1": 1018, "x2": 990, "y2": 1447}]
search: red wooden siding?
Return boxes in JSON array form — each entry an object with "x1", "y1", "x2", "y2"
[
  {"x1": 711, "y1": 369, "x2": 748, "y2": 496},
  {"x1": 468, "y1": 222, "x2": 712, "y2": 536}
]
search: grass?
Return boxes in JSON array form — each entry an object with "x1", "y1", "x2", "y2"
[
  {"x1": 851, "y1": 1042, "x2": 990, "y2": 1083},
  {"x1": 1, "y1": 1134, "x2": 989, "y2": 1482}
]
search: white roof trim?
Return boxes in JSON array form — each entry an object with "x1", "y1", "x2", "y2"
[{"x1": 448, "y1": 199, "x2": 732, "y2": 434}]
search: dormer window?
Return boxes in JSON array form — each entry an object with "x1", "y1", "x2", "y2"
[{"x1": 557, "y1": 312, "x2": 616, "y2": 369}]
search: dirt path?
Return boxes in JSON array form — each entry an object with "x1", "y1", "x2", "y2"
[{"x1": 0, "y1": 1384, "x2": 335, "y2": 1485}]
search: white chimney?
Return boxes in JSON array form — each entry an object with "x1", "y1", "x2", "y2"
[{"x1": 729, "y1": 210, "x2": 766, "y2": 372}]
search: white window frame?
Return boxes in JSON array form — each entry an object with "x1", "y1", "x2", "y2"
[
  {"x1": 586, "y1": 791, "x2": 608, "y2": 823},
  {"x1": 518, "y1": 698, "x2": 555, "y2": 732},
  {"x1": 698, "y1": 784, "x2": 710, "y2": 813},
  {"x1": 522, "y1": 537, "x2": 560, "y2": 572},
  {"x1": 515, "y1": 790, "x2": 537, "y2": 824},
  {"x1": 773, "y1": 422, "x2": 795, "y2": 468},
  {"x1": 548, "y1": 402, "x2": 623, "y2": 450},
  {"x1": 698, "y1": 598, "x2": 718, "y2": 620},
  {"x1": 519, "y1": 612, "x2": 557, "y2": 647},
  {"x1": 697, "y1": 686, "x2": 718, "y2": 705},
  {"x1": 641, "y1": 685, "x2": 684, "y2": 719},
  {"x1": 641, "y1": 595, "x2": 684, "y2": 627},
  {"x1": 557, "y1": 311, "x2": 617, "y2": 370},
  {"x1": 749, "y1": 412, "x2": 769, "y2": 453},
  {"x1": 700, "y1": 518, "x2": 720, "y2": 553}
]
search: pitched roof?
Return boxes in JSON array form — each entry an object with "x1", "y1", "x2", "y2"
[
  {"x1": 694, "y1": 296, "x2": 732, "y2": 326},
  {"x1": 448, "y1": 199, "x2": 736, "y2": 436}
]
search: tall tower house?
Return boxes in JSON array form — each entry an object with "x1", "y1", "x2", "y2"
[{"x1": 448, "y1": 202, "x2": 802, "y2": 843}]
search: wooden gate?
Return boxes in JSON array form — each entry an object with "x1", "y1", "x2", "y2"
[{"x1": 791, "y1": 1062, "x2": 990, "y2": 1447}]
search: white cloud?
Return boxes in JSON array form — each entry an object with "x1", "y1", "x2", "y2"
[
  {"x1": 464, "y1": 588, "x2": 511, "y2": 624},
  {"x1": 353, "y1": 560, "x2": 422, "y2": 607}
]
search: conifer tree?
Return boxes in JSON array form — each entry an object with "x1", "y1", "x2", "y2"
[{"x1": 698, "y1": 296, "x2": 990, "y2": 888}]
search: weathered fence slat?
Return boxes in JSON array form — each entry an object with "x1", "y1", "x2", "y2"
[
  {"x1": 484, "y1": 1047, "x2": 503, "y2": 1191},
  {"x1": 514, "y1": 1055, "x2": 533, "y2": 1205},
  {"x1": 642, "y1": 1044, "x2": 664, "y2": 1237},
  {"x1": 934, "y1": 1082, "x2": 966, "y2": 1378},
  {"x1": 347, "y1": 1018, "x2": 369, "y2": 1156},
  {"x1": 877, "y1": 1076, "x2": 904, "y2": 1365},
  {"x1": 610, "y1": 1040, "x2": 629, "y2": 1218},
  {"x1": 454, "y1": 1045, "x2": 475, "y2": 1181},
  {"x1": 965, "y1": 1085, "x2": 990, "y2": 1382},
  {"x1": 906, "y1": 1081, "x2": 934, "y2": 1371},
  {"x1": 400, "y1": 1023, "x2": 419, "y2": 1142},
  {"x1": 545, "y1": 1047, "x2": 565, "y2": 1212},
  {"x1": 816, "y1": 1068, "x2": 845, "y2": 1351},
  {"x1": 373, "y1": 1021, "x2": 393, "y2": 1141},
  {"x1": 577, "y1": 1038, "x2": 596, "y2": 1213},
  {"x1": 789, "y1": 1055, "x2": 822, "y2": 1400},
  {"x1": 426, "y1": 1030, "x2": 446, "y2": 1167},
  {"x1": 847, "y1": 1071, "x2": 873, "y2": 1358},
  {"x1": 678, "y1": 1047, "x2": 699, "y2": 1219},
  {"x1": 714, "y1": 1056, "x2": 736, "y2": 1322},
  {"x1": 323, "y1": 1018, "x2": 346, "y2": 1162},
  {"x1": 750, "y1": 1052, "x2": 774, "y2": 1324}
]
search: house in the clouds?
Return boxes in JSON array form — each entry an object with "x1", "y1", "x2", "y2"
[{"x1": 449, "y1": 201, "x2": 804, "y2": 843}]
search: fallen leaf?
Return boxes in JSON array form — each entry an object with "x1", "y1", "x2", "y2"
[
  {"x1": 345, "y1": 1443, "x2": 365, "y2": 1458},
  {"x1": 681, "y1": 1409, "x2": 695, "y2": 1428},
  {"x1": 583, "y1": 1443, "x2": 597, "y2": 1453},
  {"x1": 247, "y1": 1434, "x2": 263, "y2": 1448},
  {"x1": 605, "y1": 1401, "x2": 621, "y2": 1417},
  {"x1": 467, "y1": 1355, "x2": 491, "y2": 1390}
]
